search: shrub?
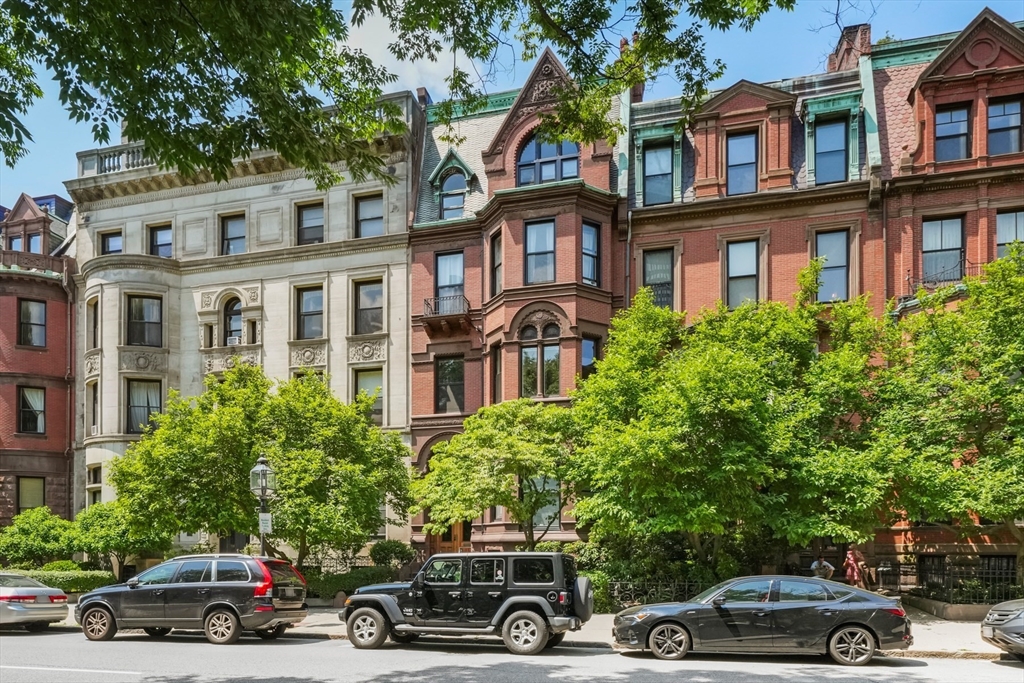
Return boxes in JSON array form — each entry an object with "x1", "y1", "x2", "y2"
[
  {"x1": 0, "y1": 507, "x2": 77, "y2": 566},
  {"x1": 305, "y1": 566, "x2": 397, "y2": 599},
  {"x1": 580, "y1": 570, "x2": 617, "y2": 614},
  {"x1": 369, "y1": 540, "x2": 415, "y2": 569},
  {"x1": 17, "y1": 570, "x2": 117, "y2": 593},
  {"x1": 41, "y1": 560, "x2": 82, "y2": 572}
]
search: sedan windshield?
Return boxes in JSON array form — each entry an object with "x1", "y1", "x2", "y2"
[
  {"x1": 0, "y1": 574, "x2": 46, "y2": 588},
  {"x1": 692, "y1": 580, "x2": 732, "y2": 603}
]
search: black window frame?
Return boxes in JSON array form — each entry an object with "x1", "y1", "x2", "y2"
[
  {"x1": 220, "y1": 215, "x2": 246, "y2": 255},
  {"x1": 17, "y1": 386, "x2": 45, "y2": 434},
  {"x1": 18, "y1": 298, "x2": 46, "y2": 347},
  {"x1": 354, "y1": 367, "x2": 384, "y2": 426},
  {"x1": 988, "y1": 98, "x2": 1022, "y2": 157},
  {"x1": 126, "y1": 379, "x2": 162, "y2": 434},
  {"x1": 100, "y1": 232, "x2": 122, "y2": 255},
  {"x1": 17, "y1": 476, "x2": 45, "y2": 514},
  {"x1": 296, "y1": 287, "x2": 324, "y2": 340},
  {"x1": 356, "y1": 195, "x2": 385, "y2": 238},
  {"x1": 126, "y1": 295, "x2": 162, "y2": 347},
  {"x1": 435, "y1": 251, "x2": 465, "y2": 302},
  {"x1": 816, "y1": 229, "x2": 850, "y2": 302},
  {"x1": 519, "y1": 324, "x2": 560, "y2": 398},
  {"x1": 149, "y1": 225, "x2": 172, "y2": 258},
  {"x1": 516, "y1": 135, "x2": 579, "y2": 187},
  {"x1": 491, "y1": 343, "x2": 502, "y2": 404},
  {"x1": 922, "y1": 216, "x2": 964, "y2": 282},
  {"x1": 642, "y1": 249, "x2": 674, "y2": 309},
  {"x1": 996, "y1": 210, "x2": 1024, "y2": 259},
  {"x1": 223, "y1": 298, "x2": 242, "y2": 345},
  {"x1": 935, "y1": 105, "x2": 970, "y2": 162},
  {"x1": 8, "y1": 235, "x2": 23, "y2": 251},
  {"x1": 354, "y1": 280, "x2": 384, "y2": 336},
  {"x1": 435, "y1": 356, "x2": 465, "y2": 414},
  {"x1": 582, "y1": 221, "x2": 600, "y2": 287},
  {"x1": 297, "y1": 203, "x2": 325, "y2": 245},
  {"x1": 525, "y1": 220, "x2": 555, "y2": 285},
  {"x1": 726, "y1": 131, "x2": 758, "y2": 196},
  {"x1": 814, "y1": 118, "x2": 848, "y2": 185},
  {"x1": 491, "y1": 232, "x2": 503, "y2": 297},
  {"x1": 643, "y1": 144, "x2": 673, "y2": 206},
  {"x1": 582, "y1": 336, "x2": 600, "y2": 381},
  {"x1": 726, "y1": 240, "x2": 760, "y2": 309},
  {"x1": 440, "y1": 173, "x2": 467, "y2": 220}
]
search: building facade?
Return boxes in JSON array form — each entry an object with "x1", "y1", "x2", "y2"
[
  {"x1": 63, "y1": 92, "x2": 424, "y2": 545},
  {"x1": 0, "y1": 194, "x2": 76, "y2": 525}
]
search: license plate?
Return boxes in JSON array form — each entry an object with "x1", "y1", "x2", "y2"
[{"x1": 982, "y1": 626, "x2": 994, "y2": 638}]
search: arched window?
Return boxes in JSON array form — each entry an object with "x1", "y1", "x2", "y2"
[
  {"x1": 520, "y1": 322, "x2": 560, "y2": 397},
  {"x1": 224, "y1": 298, "x2": 242, "y2": 345},
  {"x1": 441, "y1": 173, "x2": 466, "y2": 220},
  {"x1": 517, "y1": 135, "x2": 579, "y2": 187}
]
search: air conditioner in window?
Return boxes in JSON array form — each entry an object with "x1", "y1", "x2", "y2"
[
  {"x1": 226, "y1": 336, "x2": 242, "y2": 346},
  {"x1": 90, "y1": 425, "x2": 98, "y2": 436}
]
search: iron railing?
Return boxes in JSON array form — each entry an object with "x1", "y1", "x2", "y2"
[
  {"x1": 424, "y1": 295, "x2": 470, "y2": 317},
  {"x1": 876, "y1": 561, "x2": 1024, "y2": 604},
  {"x1": 607, "y1": 581, "x2": 710, "y2": 610},
  {"x1": 906, "y1": 258, "x2": 983, "y2": 296}
]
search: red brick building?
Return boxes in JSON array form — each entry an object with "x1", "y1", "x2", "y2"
[{"x1": 0, "y1": 194, "x2": 76, "y2": 525}]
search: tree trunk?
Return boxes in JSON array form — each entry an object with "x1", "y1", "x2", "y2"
[
  {"x1": 295, "y1": 531, "x2": 308, "y2": 571},
  {"x1": 524, "y1": 523, "x2": 536, "y2": 551}
]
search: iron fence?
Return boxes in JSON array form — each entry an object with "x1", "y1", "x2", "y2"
[
  {"x1": 875, "y1": 562, "x2": 1023, "y2": 604},
  {"x1": 314, "y1": 554, "x2": 374, "y2": 575},
  {"x1": 607, "y1": 581, "x2": 710, "y2": 610}
]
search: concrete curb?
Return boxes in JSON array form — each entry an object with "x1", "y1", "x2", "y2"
[{"x1": 882, "y1": 650, "x2": 1002, "y2": 661}]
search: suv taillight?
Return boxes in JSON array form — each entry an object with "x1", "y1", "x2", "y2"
[
  {"x1": 254, "y1": 559, "x2": 274, "y2": 597},
  {"x1": 558, "y1": 591, "x2": 568, "y2": 605}
]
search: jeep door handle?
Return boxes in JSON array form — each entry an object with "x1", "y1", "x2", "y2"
[
  {"x1": 752, "y1": 610, "x2": 769, "y2": 617},
  {"x1": 488, "y1": 592, "x2": 502, "y2": 598},
  {"x1": 449, "y1": 591, "x2": 462, "y2": 599},
  {"x1": 464, "y1": 591, "x2": 474, "y2": 598},
  {"x1": 411, "y1": 591, "x2": 423, "y2": 598}
]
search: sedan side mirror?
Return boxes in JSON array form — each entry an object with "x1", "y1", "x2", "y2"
[
  {"x1": 126, "y1": 577, "x2": 140, "y2": 589},
  {"x1": 712, "y1": 596, "x2": 727, "y2": 607}
]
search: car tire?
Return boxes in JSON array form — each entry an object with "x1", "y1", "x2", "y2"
[
  {"x1": 389, "y1": 631, "x2": 419, "y2": 644},
  {"x1": 347, "y1": 607, "x2": 388, "y2": 649},
  {"x1": 502, "y1": 610, "x2": 549, "y2": 656},
  {"x1": 545, "y1": 632, "x2": 566, "y2": 649},
  {"x1": 24, "y1": 622, "x2": 50, "y2": 633},
  {"x1": 254, "y1": 624, "x2": 288, "y2": 640},
  {"x1": 572, "y1": 576, "x2": 595, "y2": 622},
  {"x1": 1012, "y1": 653, "x2": 1024, "y2": 663},
  {"x1": 204, "y1": 609, "x2": 242, "y2": 645},
  {"x1": 828, "y1": 625, "x2": 876, "y2": 666},
  {"x1": 81, "y1": 607, "x2": 117, "y2": 641},
  {"x1": 143, "y1": 627, "x2": 171, "y2": 638},
  {"x1": 648, "y1": 622, "x2": 690, "y2": 660}
]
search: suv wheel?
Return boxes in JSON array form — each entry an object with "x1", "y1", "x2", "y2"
[
  {"x1": 205, "y1": 609, "x2": 242, "y2": 645},
  {"x1": 347, "y1": 607, "x2": 388, "y2": 649},
  {"x1": 144, "y1": 627, "x2": 171, "y2": 638},
  {"x1": 255, "y1": 624, "x2": 288, "y2": 640},
  {"x1": 648, "y1": 622, "x2": 690, "y2": 660},
  {"x1": 502, "y1": 610, "x2": 549, "y2": 656},
  {"x1": 81, "y1": 607, "x2": 117, "y2": 641},
  {"x1": 390, "y1": 631, "x2": 420, "y2": 644}
]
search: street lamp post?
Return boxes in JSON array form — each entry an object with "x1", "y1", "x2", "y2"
[{"x1": 249, "y1": 456, "x2": 277, "y2": 556}]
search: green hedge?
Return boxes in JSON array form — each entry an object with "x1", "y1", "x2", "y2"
[
  {"x1": 41, "y1": 560, "x2": 82, "y2": 572},
  {"x1": 580, "y1": 570, "x2": 617, "y2": 614},
  {"x1": 17, "y1": 570, "x2": 117, "y2": 594},
  {"x1": 306, "y1": 566, "x2": 397, "y2": 599}
]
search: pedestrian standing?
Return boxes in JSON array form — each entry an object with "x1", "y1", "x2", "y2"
[{"x1": 843, "y1": 549, "x2": 867, "y2": 589}]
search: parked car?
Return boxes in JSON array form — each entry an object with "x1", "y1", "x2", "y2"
[
  {"x1": 0, "y1": 572, "x2": 69, "y2": 632},
  {"x1": 342, "y1": 552, "x2": 594, "y2": 655},
  {"x1": 981, "y1": 598, "x2": 1024, "y2": 661},
  {"x1": 74, "y1": 554, "x2": 307, "y2": 644},
  {"x1": 613, "y1": 575, "x2": 912, "y2": 665}
]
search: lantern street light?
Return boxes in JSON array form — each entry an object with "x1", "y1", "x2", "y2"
[{"x1": 249, "y1": 456, "x2": 276, "y2": 556}]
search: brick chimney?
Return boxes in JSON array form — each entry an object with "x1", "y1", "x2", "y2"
[
  {"x1": 623, "y1": 33, "x2": 645, "y2": 103},
  {"x1": 828, "y1": 24, "x2": 872, "y2": 73}
]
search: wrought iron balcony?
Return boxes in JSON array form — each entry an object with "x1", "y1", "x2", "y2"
[
  {"x1": 422, "y1": 295, "x2": 472, "y2": 337},
  {"x1": 906, "y1": 257, "x2": 983, "y2": 297}
]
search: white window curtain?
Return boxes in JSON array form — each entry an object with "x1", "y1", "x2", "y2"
[
  {"x1": 437, "y1": 253, "x2": 464, "y2": 289},
  {"x1": 22, "y1": 388, "x2": 45, "y2": 432}
]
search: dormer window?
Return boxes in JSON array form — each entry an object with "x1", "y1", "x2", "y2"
[
  {"x1": 441, "y1": 173, "x2": 466, "y2": 220},
  {"x1": 935, "y1": 106, "x2": 970, "y2": 162},
  {"x1": 517, "y1": 135, "x2": 578, "y2": 186},
  {"x1": 815, "y1": 120, "x2": 848, "y2": 185},
  {"x1": 726, "y1": 132, "x2": 757, "y2": 195}
]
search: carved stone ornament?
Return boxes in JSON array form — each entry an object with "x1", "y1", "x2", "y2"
[
  {"x1": 202, "y1": 348, "x2": 261, "y2": 374},
  {"x1": 119, "y1": 350, "x2": 164, "y2": 373},
  {"x1": 290, "y1": 342, "x2": 328, "y2": 368},
  {"x1": 201, "y1": 292, "x2": 213, "y2": 309},
  {"x1": 519, "y1": 309, "x2": 560, "y2": 335},
  {"x1": 348, "y1": 339, "x2": 386, "y2": 363},
  {"x1": 244, "y1": 287, "x2": 260, "y2": 303},
  {"x1": 84, "y1": 351, "x2": 101, "y2": 377}
]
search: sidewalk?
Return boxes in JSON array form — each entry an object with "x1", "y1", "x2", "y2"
[{"x1": 47, "y1": 605, "x2": 1004, "y2": 659}]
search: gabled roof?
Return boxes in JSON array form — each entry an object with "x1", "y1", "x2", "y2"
[
  {"x1": 2, "y1": 193, "x2": 48, "y2": 224},
  {"x1": 427, "y1": 148, "x2": 476, "y2": 186},
  {"x1": 482, "y1": 47, "x2": 572, "y2": 161},
  {"x1": 912, "y1": 8, "x2": 1024, "y2": 95},
  {"x1": 696, "y1": 79, "x2": 797, "y2": 119}
]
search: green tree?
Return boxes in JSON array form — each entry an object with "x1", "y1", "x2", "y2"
[
  {"x1": 110, "y1": 364, "x2": 412, "y2": 569},
  {"x1": 75, "y1": 502, "x2": 172, "y2": 581},
  {"x1": 413, "y1": 399, "x2": 573, "y2": 550},
  {"x1": 875, "y1": 246, "x2": 1024, "y2": 575},
  {"x1": 571, "y1": 270, "x2": 890, "y2": 573},
  {"x1": 2, "y1": 0, "x2": 792, "y2": 182},
  {"x1": 0, "y1": 506, "x2": 77, "y2": 566}
]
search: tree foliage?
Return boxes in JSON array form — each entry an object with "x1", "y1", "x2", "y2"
[
  {"x1": 75, "y1": 502, "x2": 172, "y2": 581},
  {"x1": 412, "y1": 399, "x2": 573, "y2": 550},
  {"x1": 0, "y1": 506, "x2": 77, "y2": 566},
  {"x1": 1, "y1": 0, "x2": 793, "y2": 182},
  {"x1": 110, "y1": 364, "x2": 413, "y2": 568}
]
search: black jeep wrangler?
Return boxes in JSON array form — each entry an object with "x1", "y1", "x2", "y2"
[{"x1": 341, "y1": 552, "x2": 594, "y2": 655}]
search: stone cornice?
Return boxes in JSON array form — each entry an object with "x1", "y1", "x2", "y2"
[{"x1": 887, "y1": 164, "x2": 1024, "y2": 192}]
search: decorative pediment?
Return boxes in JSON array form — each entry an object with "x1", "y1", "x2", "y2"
[
  {"x1": 695, "y1": 80, "x2": 797, "y2": 120},
  {"x1": 481, "y1": 47, "x2": 573, "y2": 164},
  {"x1": 427, "y1": 148, "x2": 476, "y2": 187},
  {"x1": 3, "y1": 193, "x2": 48, "y2": 224},
  {"x1": 912, "y1": 8, "x2": 1024, "y2": 95}
]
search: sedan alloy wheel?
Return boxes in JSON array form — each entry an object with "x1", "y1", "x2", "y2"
[
  {"x1": 829, "y1": 626, "x2": 876, "y2": 666},
  {"x1": 648, "y1": 623, "x2": 690, "y2": 660}
]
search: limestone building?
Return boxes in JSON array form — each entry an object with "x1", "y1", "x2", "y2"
[{"x1": 64, "y1": 92, "x2": 423, "y2": 545}]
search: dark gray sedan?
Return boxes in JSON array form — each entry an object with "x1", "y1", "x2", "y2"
[{"x1": 613, "y1": 575, "x2": 912, "y2": 665}]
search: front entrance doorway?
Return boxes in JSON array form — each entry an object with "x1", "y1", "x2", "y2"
[{"x1": 429, "y1": 520, "x2": 473, "y2": 554}]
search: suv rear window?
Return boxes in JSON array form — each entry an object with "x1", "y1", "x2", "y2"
[
  {"x1": 265, "y1": 561, "x2": 303, "y2": 585},
  {"x1": 513, "y1": 558, "x2": 554, "y2": 585},
  {"x1": 216, "y1": 561, "x2": 250, "y2": 582}
]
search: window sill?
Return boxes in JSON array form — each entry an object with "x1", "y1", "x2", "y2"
[
  {"x1": 14, "y1": 344, "x2": 48, "y2": 351},
  {"x1": 14, "y1": 432, "x2": 48, "y2": 439}
]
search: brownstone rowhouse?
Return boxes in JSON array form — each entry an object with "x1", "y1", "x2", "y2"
[{"x1": 0, "y1": 194, "x2": 76, "y2": 525}]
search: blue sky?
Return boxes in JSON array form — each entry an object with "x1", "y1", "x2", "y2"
[{"x1": 2, "y1": 0, "x2": 1021, "y2": 208}]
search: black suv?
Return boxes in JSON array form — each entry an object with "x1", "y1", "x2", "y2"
[
  {"x1": 75, "y1": 554, "x2": 307, "y2": 644},
  {"x1": 342, "y1": 552, "x2": 594, "y2": 655}
]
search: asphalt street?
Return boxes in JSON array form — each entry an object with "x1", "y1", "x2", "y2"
[{"x1": 1, "y1": 630, "x2": 1021, "y2": 683}]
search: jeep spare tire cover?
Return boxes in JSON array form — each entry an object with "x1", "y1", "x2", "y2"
[{"x1": 573, "y1": 576, "x2": 594, "y2": 622}]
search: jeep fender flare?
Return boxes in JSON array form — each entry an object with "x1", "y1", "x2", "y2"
[
  {"x1": 490, "y1": 597, "x2": 556, "y2": 627},
  {"x1": 345, "y1": 595, "x2": 405, "y2": 625}
]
